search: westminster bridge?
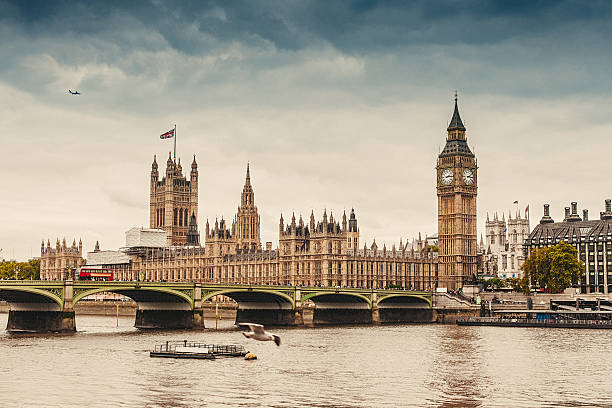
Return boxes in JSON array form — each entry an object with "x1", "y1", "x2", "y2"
[{"x1": 0, "y1": 280, "x2": 433, "y2": 332}]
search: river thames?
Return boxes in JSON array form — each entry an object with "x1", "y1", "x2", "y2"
[{"x1": 0, "y1": 314, "x2": 610, "y2": 407}]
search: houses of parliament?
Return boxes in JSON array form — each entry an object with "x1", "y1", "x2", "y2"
[{"x1": 41, "y1": 99, "x2": 478, "y2": 291}]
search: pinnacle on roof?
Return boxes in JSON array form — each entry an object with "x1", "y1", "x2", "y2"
[
  {"x1": 447, "y1": 93, "x2": 466, "y2": 132},
  {"x1": 245, "y1": 162, "x2": 251, "y2": 186}
]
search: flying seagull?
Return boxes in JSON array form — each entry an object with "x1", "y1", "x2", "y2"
[
  {"x1": 68, "y1": 89, "x2": 81, "y2": 95},
  {"x1": 239, "y1": 323, "x2": 281, "y2": 346}
]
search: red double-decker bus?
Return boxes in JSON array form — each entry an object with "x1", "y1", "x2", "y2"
[{"x1": 78, "y1": 267, "x2": 114, "y2": 281}]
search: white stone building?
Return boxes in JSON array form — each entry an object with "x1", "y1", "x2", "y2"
[{"x1": 483, "y1": 210, "x2": 530, "y2": 279}]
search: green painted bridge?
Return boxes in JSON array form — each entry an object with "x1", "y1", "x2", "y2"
[{"x1": 0, "y1": 280, "x2": 433, "y2": 332}]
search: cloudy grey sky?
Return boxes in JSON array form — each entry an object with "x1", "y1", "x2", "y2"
[{"x1": 1, "y1": 0, "x2": 611, "y2": 260}]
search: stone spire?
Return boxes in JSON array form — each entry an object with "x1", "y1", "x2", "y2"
[
  {"x1": 447, "y1": 92, "x2": 466, "y2": 132},
  {"x1": 310, "y1": 210, "x2": 315, "y2": 231}
]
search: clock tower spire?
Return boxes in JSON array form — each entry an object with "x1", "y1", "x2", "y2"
[{"x1": 436, "y1": 94, "x2": 477, "y2": 290}]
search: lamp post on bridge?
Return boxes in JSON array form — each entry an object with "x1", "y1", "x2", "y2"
[{"x1": 65, "y1": 266, "x2": 76, "y2": 281}]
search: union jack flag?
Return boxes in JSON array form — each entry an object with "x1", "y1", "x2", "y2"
[{"x1": 160, "y1": 129, "x2": 175, "y2": 139}]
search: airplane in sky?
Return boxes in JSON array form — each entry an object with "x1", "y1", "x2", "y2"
[{"x1": 68, "y1": 90, "x2": 81, "y2": 95}]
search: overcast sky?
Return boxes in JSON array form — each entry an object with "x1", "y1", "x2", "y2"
[{"x1": 1, "y1": 0, "x2": 611, "y2": 260}]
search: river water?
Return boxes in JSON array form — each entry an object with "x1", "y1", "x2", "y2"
[{"x1": 0, "y1": 313, "x2": 610, "y2": 408}]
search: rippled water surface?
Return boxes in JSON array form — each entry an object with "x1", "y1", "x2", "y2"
[{"x1": 0, "y1": 314, "x2": 611, "y2": 407}]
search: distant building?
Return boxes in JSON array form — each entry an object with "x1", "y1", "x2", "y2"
[
  {"x1": 42, "y1": 99, "x2": 487, "y2": 290},
  {"x1": 85, "y1": 241, "x2": 131, "y2": 278},
  {"x1": 125, "y1": 164, "x2": 439, "y2": 289},
  {"x1": 482, "y1": 210, "x2": 530, "y2": 279},
  {"x1": 40, "y1": 238, "x2": 84, "y2": 280},
  {"x1": 149, "y1": 153, "x2": 198, "y2": 246},
  {"x1": 524, "y1": 200, "x2": 612, "y2": 294}
]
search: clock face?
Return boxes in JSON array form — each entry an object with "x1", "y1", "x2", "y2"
[
  {"x1": 462, "y1": 168, "x2": 474, "y2": 185},
  {"x1": 440, "y1": 168, "x2": 453, "y2": 185}
]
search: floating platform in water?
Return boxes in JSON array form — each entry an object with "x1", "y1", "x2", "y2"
[
  {"x1": 150, "y1": 340, "x2": 249, "y2": 359},
  {"x1": 457, "y1": 317, "x2": 612, "y2": 329}
]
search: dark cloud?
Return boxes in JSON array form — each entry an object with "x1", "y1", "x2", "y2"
[{"x1": 5, "y1": 0, "x2": 612, "y2": 52}]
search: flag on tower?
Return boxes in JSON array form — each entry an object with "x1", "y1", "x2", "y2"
[
  {"x1": 160, "y1": 129, "x2": 175, "y2": 139},
  {"x1": 525, "y1": 204, "x2": 529, "y2": 214}
]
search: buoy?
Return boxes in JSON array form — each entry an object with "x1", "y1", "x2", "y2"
[{"x1": 244, "y1": 353, "x2": 257, "y2": 360}]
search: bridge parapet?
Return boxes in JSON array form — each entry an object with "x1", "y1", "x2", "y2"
[{"x1": 0, "y1": 281, "x2": 434, "y2": 330}]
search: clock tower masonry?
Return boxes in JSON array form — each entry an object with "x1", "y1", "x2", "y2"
[{"x1": 436, "y1": 96, "x2": 478, "y2": 290}]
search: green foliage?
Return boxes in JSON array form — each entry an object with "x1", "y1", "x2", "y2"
[
  {"x1": 478, "y1": 277, "x2": 507, "y2": 290},
  {"x1": 505, "y1": 277, "x2": 530, "y2": 294},
  {"x1": 521, "y1": 241, "x2": 584, "y2": 293},
  {"x1": 0, "y1": 259, "x2": 40, "y2": 280},
  {"x1": 428, "y1": 245, "x2": 438, "y2": 252}
]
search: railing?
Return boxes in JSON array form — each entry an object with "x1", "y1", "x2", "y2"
[
  {"x1": 153, "y1": 340, "x2": 246, "y2": 354},
  {"x1": 458, "y1": 317, "x2": 612, "y2": 327}
]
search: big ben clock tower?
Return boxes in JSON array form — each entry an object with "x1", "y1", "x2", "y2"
[{"x1": 437, "y1": 95, "x2": 477, "y2": 290}]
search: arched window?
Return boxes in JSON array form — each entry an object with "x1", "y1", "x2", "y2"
[
  {"x1": 173, "y1": 208, "x2": 178, "y2": 226},
  {"x1": 179, "y1": 209, "x2": 183, "y2": 227}
]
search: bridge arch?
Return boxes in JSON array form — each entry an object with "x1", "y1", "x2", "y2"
[
  {"x1": 202, "y1": 288, "x2": 295, "y2": 309},
  {"x1": 301, "y1": 291, "x2": 372, "y2": 309},
  {"x1": 203, "y1": 287, "x2": 296, "y2": 326},
  {"x1": 0, "y1": 287, "x2": 64, "y2": 311},
  {"x1": 73, "y1": 286, "x2": 193, "y2": 308},
  {"x1": 377, "y1": 294, "x2": 432, "y2": 308}
]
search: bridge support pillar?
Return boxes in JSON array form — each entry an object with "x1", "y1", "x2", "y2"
[
  {"x1": 135, "y1": 309, "x2": 198, "y2": 329},
  {"x1": 312, "y1": 308, "x2": 372, "y2": 325},
  {"x1": 235, "y1": 308, "x2": 296, "y2": 326},
  {"x1": 192, "y1": 308, "x2": 206, "y2": 328},
  {"x1": 371, "y1": 305, "x2": 380, "y2": 325},
  {"x1": 378, "y1": 308, "x2": 434, "y2": 323},
  {"x1": 293, "y1": 306, "x2": 305, "y2": 326},
  {"x1": 7, "y1": 309, "x2": 76, "y2": 333}
]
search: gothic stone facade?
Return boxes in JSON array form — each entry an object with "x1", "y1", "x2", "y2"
[
  {"x1": 44, "y1": 100, "x2": 482, "y2": 289},
  {"x1": 436, "y1": 98, "x2": 478, "y2": 290},
  {"x1": 149, "y1": 153, "x2": 198, "y2": 246},
  {"x1": 40, "y1": 238, "x2": 84, "y2": 280},
  {"x1": 126, "y1": 165, "x2": 438, "y2": 290},
  {"x1": 482, "y1": 211, "x2": 530, "y2": 278},
  {"x1": 525, "y1": 200, "x2": 612, "y2": 294}
]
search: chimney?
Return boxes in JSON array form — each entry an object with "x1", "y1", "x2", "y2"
[
  {"x1": 567, "y1": 202, "x2": 581, "y2": 222},
  {"x1": 583, "y1": 209, "x2": 589, "y2": 221},
  {"x1": 564, "y1": 207, "x2": 570, "y2": 221},
  {"x1": 603, "y1": 199, "x2": 612, "y2": 220},
  {"x1": 540, "y1": 204, "x2": 554, "y2": 224}
]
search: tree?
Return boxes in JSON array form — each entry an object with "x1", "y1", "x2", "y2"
[
  {"x1": 521, "y1": 241, "x2": 584, "y2": 293},
  {"x1": 506, "y1": 277, "x2": 530, "y2": 293},
  {"x1": 478, "y1": 277, "x2": 506, "y2": 291},
  {"x1": 0, "y1": 259, "x2": 40, "y2": 280}
]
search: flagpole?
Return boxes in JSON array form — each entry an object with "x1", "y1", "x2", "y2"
[
  {"x1": 527, "y1": 204, "x2": 530, "y2": 231},
  {"x1": 173, "y1": 124, "x2": 177, "y2": 160}
]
